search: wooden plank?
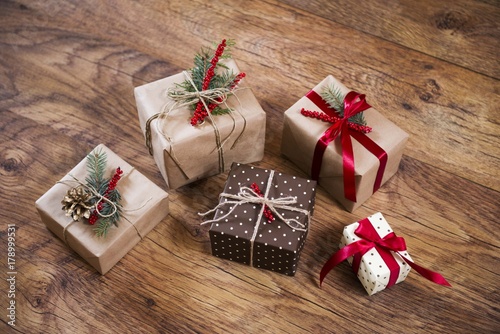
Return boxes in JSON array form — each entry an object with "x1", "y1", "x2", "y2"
[
  {"x1": 2, "y1": 0, "x2": 499, "y2": 190},
  {"x1": 280, "y1": 0, "x2": 500, "y2": 78},
  {"x1": 0, "y1": 0, "x2": 498, "y2": 333},
  {"x1": 0, "y1": 112, "x2": 498, "y2": 332}
]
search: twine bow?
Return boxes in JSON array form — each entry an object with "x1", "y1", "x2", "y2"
[
  {"x1": 167, "y1": 84, "x2": 232, "y2": 110},
  {"x1": 58, "y1": 169, "x2": 148, "y2": 241},
  {"x1": 144, "y1": 71, "x2": 247, "y2": 179},
  {"x1": 200, "y1": 169, "x2": 311, "y2": 266},
  {"x1": 60, "y1": 175, "x2": 120, "y2": 219}
]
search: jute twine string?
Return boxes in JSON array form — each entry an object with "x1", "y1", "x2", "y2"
[
  {"x1": 199, "y1": 170, "x2": 310, "y2": 266},
  {"x1": 58, "y1": 168, "x2": 151, "y2": 242},
  {"x1": 144, "y1": 70, "x2": 247, "y2": 179}
]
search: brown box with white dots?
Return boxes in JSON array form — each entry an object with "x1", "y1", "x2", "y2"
[{"x1": 207, "y1": 163, "x2": 317, "y2": 276}]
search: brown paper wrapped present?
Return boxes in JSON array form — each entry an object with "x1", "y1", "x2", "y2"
[
  {"x1": 203, "y1": 163, "x2": 317, "y2": 276},
  {"x1": 134, "y1": 59, "x2": 266, "y2": 189},
  {"x1": 35, "y1": 144, "x2": 169, "y2": 274},
  {"x1": 281, "y1": 76, "x2": 409, "y2": 212}
]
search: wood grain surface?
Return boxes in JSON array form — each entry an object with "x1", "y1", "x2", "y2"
[{"x1": 0, "y1": 0, "x2": 498, "y2": 333}]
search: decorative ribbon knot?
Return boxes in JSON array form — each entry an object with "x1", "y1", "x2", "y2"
[
  {"x1": 321, "y1": 91, "x2": 371, "y2": 142},
  {"x1": 61, "y1": 175, "x2": 120, "y2": 219},
  {"x1": 200, "y1": 169, "x2": 311, "y2": 266},
  {"x1": 354, "y1": 220, "x2": 407, "y2": 254},
  {"x1": 304, "y1": 89, "x2": 388, "y2": 203},
  {"x1": 319, "y1": 218, "x2": 451, "y2": 288},
  {"x1": 200, "y1": 182, "x2": 308, "y2": 231},
  {"x1": 167, "y1": 85, "x2": 231, "y2": 109},
  {"x1": 58, "y1": 168, "x2": 147, "y2": 241}
]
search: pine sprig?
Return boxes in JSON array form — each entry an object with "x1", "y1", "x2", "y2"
[
  {"x1": 172, "y1": 39, "x2": 245, "y2": 125},
  {"x1": 93, "y1": 186, "x2": 122, "y2": 238},
  {"x1": 183, "y1": 42, "x2": 239, "y2": 95},
  {"x1": 84, "y1": 152, "x2": 123, "y2": 237},
  {"x1": 321, "y1": 85, "x2": 367, "y2": 126},
  {"x1": 85, "y1": 149, "x2": 107, "y2": 191},
  {"x1": 97, "y1": 183, "x2": 122, "y2": 224},
  {"x1": 63, "y1": 150, "x2": 123, "y2": 238}
]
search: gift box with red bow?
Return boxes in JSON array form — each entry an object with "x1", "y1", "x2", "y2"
[
  {"x1": 320, "y1": 212, "x2": 451, "y2": 295},
  {"x1": 281, "y1": 76, "x2": 409, "y2": 212}
]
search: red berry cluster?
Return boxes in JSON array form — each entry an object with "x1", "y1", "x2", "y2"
[
  {"x1": 229, "y1": 72, "x2": 246, "y2": 90},
  {"x1": 191, "y1": 39, "x2": 227, "y2": 126},
  {"x1": 300, "y1": 108, "x2": 372, "y2": 133},
  {"x1": 250, "y1": 182, "x2": 275, "y2": 223},
  {"x1": 88, "y1": 167, "x2": 123, "y2": 225}
]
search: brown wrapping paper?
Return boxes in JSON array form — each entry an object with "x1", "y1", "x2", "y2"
[
  {"x1": 35, "y1": 144, "x2": 169, "y2": 274},
  {"x1": 281, "y1": 76, "x2": 409, "y2": 212},
  {"x1": 134, "y1": 59, "x2": 266, "y2": 189},
  {"x1": 208, "y1": 163, "x2": 317, "y2": 276}
]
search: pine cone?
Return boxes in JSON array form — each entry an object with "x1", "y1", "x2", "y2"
[{"x1": 61, "y1": 185, "x2": 93, "y2": 221}]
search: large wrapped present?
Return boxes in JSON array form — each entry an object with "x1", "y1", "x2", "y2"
[
  {"x1": 35, "y1": 144, "x2": 169, "y2": 274},
  {"x1": 281, "y1": 75, "x2": 409, "y2": 211},
  {"x1": 202, "y1": 163, "x2": 317, "y2": 276},
  {"x1": 134, "y1": 39, "x2": 266, "y2": 189},
  {"x1": 320, "y1": 212, "x2": 451, "y2": 295}
]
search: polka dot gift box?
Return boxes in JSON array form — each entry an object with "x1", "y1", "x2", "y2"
[
  {"x1": 202, "y1": 163, "x2": 317, "y2": 276},
  {"x1": 320, "y1": 212, "x2": 451, "y2": 295}
]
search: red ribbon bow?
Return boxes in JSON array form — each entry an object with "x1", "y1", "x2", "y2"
[
  {"x1": 305, "y1": 89, "x2": 388, "y2": 202},
  {"x1": 319, "y1": 218, "x2": 451, "y2": 289}
]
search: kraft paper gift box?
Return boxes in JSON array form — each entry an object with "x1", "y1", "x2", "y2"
[
  {"x1": 319, "y1": 212, "x2": 451, "y2": 295},
  {"x1": 281, "y1": 75, "x2": 409, "y2": 212},
  {"x1": 134, "y1": 59, "x2": 266, "y2": 189},
  {"x1": 204, "y1": 163, "x2": 317, "y2": 276},
  {"x1": 35, "y1": 144, "x2": 169, "y2": 275}
]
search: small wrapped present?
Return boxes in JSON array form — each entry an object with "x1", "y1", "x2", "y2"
[
  {"x1": 201, "y1": 163, "x2": 317, "y2": 276},
  {"x1": 320, "y1": 212, "x2": 451, "y2": 295},
  {"x1": 35, "y1": 144, "x2": 169, "y2": 274},
  {"x1": 281, "y1": 75, "x2": 409, "y2": 212},
  {"x1": 134, "y1": 39, "x2": 266, "y2": 189}
]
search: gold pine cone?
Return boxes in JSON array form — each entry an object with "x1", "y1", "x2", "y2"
[{"x1": 61, "y1": 185, "x2": 93, "y2": 221}]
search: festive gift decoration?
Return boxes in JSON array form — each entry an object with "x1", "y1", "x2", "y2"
[
  {"x1": 320, "y1": 212, "x2": 451, "y2": 295},
  {"x1": 135, "y1": 39, "x2": 266, "y2": 189},
  {"x1": 201, "y1": 163, "x2": 317, "y2": 276},
  {"x1": 281, "y1": 76, "x2": 409, "y2": 212},
  {"x1": 35, "y1": 144, "x2": 169, "y2": 274}
]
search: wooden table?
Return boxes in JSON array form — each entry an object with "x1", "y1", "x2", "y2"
[{"x1": 1, "y1": 1, "x2": 498, "y2": 333}]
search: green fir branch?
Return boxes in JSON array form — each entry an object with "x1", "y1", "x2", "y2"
[
  {"x1": 211, "y1": 39, "x2": 235, "y2": 59},
  {"x1": 92, "y1": 189, "x2": 122, "y2": 237},
  {"x1": 321, "y1": 85, "x2": 367, "y2": 126},
  {"x1": 211, "y1": 106, "x2": 232, "y2": 115},
  {"x1": 81, "y1": 150, "x2": 123, "y2": 237},
  {"x1": 174, "y1": 39, "x2": 240, "y2": 113},
  {"x1": 85, "y1": 149, "x2": 107, "y2": 191},
  {"x1": 321, "y1": 85, "x2": 345, "y2": 113},
  {"x1": 210, "y1": 70, "x2": 237, "y2": 90},
  {"x1": 94, "y1": 219, "x2": 113, "y2": 238}
]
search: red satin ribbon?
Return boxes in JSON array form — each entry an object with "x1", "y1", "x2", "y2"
[
  {"x1": 319, "y1": 218, "x2": 451, "y2": 288},
  {"x1": 306, "y1": 90, "x2": 388, "y2": 202}
]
